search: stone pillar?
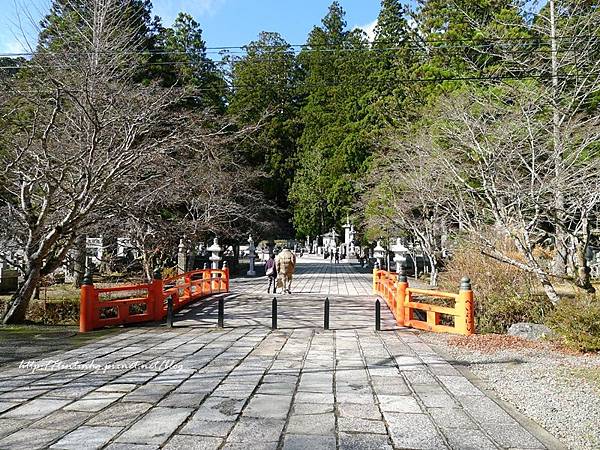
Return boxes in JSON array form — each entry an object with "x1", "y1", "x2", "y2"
[
  {"x1": 342, "y1": 217, "x2": 351, "y2": 256},
  {"x1": 207, "y1": 237, "x2": 222, "y2": 270},
  {"x1": 177, "y1": 238, "x2": 187, "y2": 274},
  {"x1": 349, "y1": 225, "x2": 357, "y2": 257},
  {"x1": 247, "y1": 235, "x2": 256, "y2": 277}
]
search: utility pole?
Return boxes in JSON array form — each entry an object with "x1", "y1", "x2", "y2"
[{"x1": 549, "y1": 0, "x2": 567, "y2": 276}]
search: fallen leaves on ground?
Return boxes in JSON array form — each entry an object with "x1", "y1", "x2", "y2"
[{"x1": 446, "y1": 334, "x2": 566, "y2": 353}]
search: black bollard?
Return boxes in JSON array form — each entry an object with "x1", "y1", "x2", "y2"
[
  {"x1": 166, "y1": 295, "x2": 174, "y2": 328},
  {"x1": 324, "y1": 297, "x2": 330, "y2": 330},
  {"x1": 272, "y1": 297, "x2": 278, "y2": 330},
  {"x1": 218, "y1": 297, "x2": 224, "y2": 328},
  {"x1": 375, "y1": 298, "x2": 381, "y2": 331}
]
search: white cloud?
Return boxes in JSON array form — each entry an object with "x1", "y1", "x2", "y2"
[
  {"x1": 194, "y1": 0, "x2": 226, "y2": 15},
  {"x1": 156, "y1": 0, "x2": 227, "y2": 25},
  {"x1": 355, "y1": 19, "x2": 377, "y2": 42}
]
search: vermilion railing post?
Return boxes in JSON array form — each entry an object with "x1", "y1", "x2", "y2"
[
  {"x1": 396, "y1": 266, "x2": 408, "y2": 327},
  {"x1": 79, "y1": 270, "x2": 95, "y2": 333},
  {"x1": 203, "y1": 268, "x2": 211, "y2": 294},
  {"x1": 222, "y1": 262, "x2": 229, "y2": 292},
  {"x1": 184, "y1": 273, "x2": 191, "y2": 299},
  {"x1": 211, "y1": 269, "x2": 219, "y2": 292},
  {"x1": 151, "y1": 268, "x2": 165, "y2": 321},
  {"x1": 404, "y1": 289, "x2": 413, "y2": 327},
  {"x1": 458, "y1": 277, "x2": 475, "y2": 336}
]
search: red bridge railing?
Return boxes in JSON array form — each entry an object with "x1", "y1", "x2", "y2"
[
  {"x1": 373, "y1": 268, "x2": 475, "y2": 336},
  {"x1": 79, "y1": 267, "x2": 229, "y2": 332}
]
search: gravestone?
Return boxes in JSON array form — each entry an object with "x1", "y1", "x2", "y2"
[
  {"x1": 86, "y1": 237, "x2": 104, "y2": 269},
  {"x1": 0, "y1": 259, "x2": 18, "y2": 294}
]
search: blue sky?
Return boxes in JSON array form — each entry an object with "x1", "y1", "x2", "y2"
[{"x1": 0, "y1": 0, "x2": 399, "y2": 55}]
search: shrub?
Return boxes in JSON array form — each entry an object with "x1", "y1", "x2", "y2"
[
  {"x1": 439, "y1": 242, "x2": 553, "y2": 334},
  {"x1": 161, "y1": 266, "x2": 178, "y2": 279},
  {"x1": 546, "y1": 296, "x2": 600, "y2": 352},
  {"x1": 26, "y1": 301, "x2": 80, "y2": 325}
]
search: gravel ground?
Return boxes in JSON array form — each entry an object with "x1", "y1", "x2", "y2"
[{"x1": 420, "y1": 333, "x2": 600, "y2": 450}]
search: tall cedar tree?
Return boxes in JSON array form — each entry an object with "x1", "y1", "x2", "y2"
[
  {"x1": 368, "y1": 0, "x2": 416, "y2": 127},
  {"x1": 412, "y1": 0, "x2": 526, "y2": 104},
  {"x1": 40, "y1": 0, "x2": 158, "y2": 51},
  {"x1": 289, "y1": 2, "x2": 372, "y2": 237},
  {"x1": 228, "y1": 32, "x2": 302, "y2": 208},
  {"x1": 153, "y1": 13, "x2": 227, "y2": 111}
]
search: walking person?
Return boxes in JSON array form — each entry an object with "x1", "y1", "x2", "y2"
[
  {"x1": 265, "y1": 253, "x2": 277, "y2": 294},
  {"x1": 335, "y1": 249, "x2": 340, "y2": 264},
  {"x1": 276, "y1": 246, "x2": 297, "y2": 294}
]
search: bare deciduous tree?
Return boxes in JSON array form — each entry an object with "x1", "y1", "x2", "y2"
[
  {"x1": 0, "y1": 0, "x2": 182, "y2": 324},
  {"x1": 106, "y1": 113, "x2": 278, "y2": 280},
  {"x1": 462, "y1": 0, "x2": 600, "y2": 279},
  {"x1": 362, "y1": 136, "x2": 451, "y2": 286},
  {"x1": 434, "y1": 83, "x2": 599, "y2": 303}
]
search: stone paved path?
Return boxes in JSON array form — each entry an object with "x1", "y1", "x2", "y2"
[
  {"x1": 0, "y1": 257, "x2": 562, "y2": 449},
  {"x1": 234, "y1": 254, "x2": 374, "y2": 296}
]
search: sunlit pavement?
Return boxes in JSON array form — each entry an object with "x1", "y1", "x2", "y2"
[{"x1": 0, "y1": 258, "x2": 560, "y2": 449}]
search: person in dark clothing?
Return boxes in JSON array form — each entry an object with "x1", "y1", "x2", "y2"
[
  {"x1": 265, "y1": 253, "x2": 277, "y2": 293},
  {"x1": 335, "y1": 249, "x2": 340, "y2": 264}
]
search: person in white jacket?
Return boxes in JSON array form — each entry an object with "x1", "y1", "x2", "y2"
[{"x1": 276, "y1": 248, "x2": 296, "y2": 294}]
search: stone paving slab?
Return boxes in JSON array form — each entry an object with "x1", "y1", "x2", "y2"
[
  {"x1": 0, "y1": 258, "x2": 563, "y2": 449},
  {"x1": 232, "y1": 254, "x2": 376, "y2": 296}
]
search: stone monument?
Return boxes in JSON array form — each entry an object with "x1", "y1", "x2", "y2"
[
  {"x1": 247, "y1": 235, "x2": 256, "y2": 276},
  {"x1": 0, "y1": 258, "x2": 18, "y2": 294}
]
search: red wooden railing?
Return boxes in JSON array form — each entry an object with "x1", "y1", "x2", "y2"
[
  {"x1": 373, "y1": 268, "x2": 475, "y2": 336},
  {"x1": 79, "y1": 267, "x2": 229, "y2": 332}
]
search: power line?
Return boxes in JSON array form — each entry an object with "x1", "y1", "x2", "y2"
[
  {"x1": 1, "y1": 34, "x2": 599, "y2": 58},
  {"x1": 2, "y1": 36, "x2": 597, "y2": 70}
]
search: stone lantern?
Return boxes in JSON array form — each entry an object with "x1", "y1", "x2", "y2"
[
  {"x1": 247, "y1": 235, "x2": 256, "y2": 276},
  {"x1": 349, "y1": 224, "x2": 357, "y2": 257},
  {"x1": 342, "y1": 216, "x2": 352, "y2": 256},
  {"x1": 177, "y1": 238, "x2": 187, "y2": 274},
  {"x1": 390, "y1": 238, "x2": 408, "y2": 273},
  {"x1": 373, "y1": 240, "x2": 386, "y2": 269},
  {"x1": 207, "y1": 237, "x2": 222, "y2": 270}
]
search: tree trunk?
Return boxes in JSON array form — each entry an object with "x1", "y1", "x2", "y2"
[
  {"x1": 537, "y1": 271, "x2": 561, "y2": 305},
  {"x1": 2, "y1": 264, "x2": 41, "y2": 324},
  {"x1": 574, "y1": 237, "x2": 595, "y2": 294},
  {"x1": 549, "y1": 0, "x2": 568, "y2": 278},
  {"x1": 429, "y1": 254, "x2": 438, "y2": 287},
  {"x1": 142, "y1": 251, "x2": 152, "y2": 282},
  {"x1": 72, "y1": 234, "x2": 87, "y2": 288},
  {"x1": 552, "y1": 233, "x2": 568, "y2": 275},
  {"x1": 566, "y1": 236, "x2": 577, "y2": 277}
]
